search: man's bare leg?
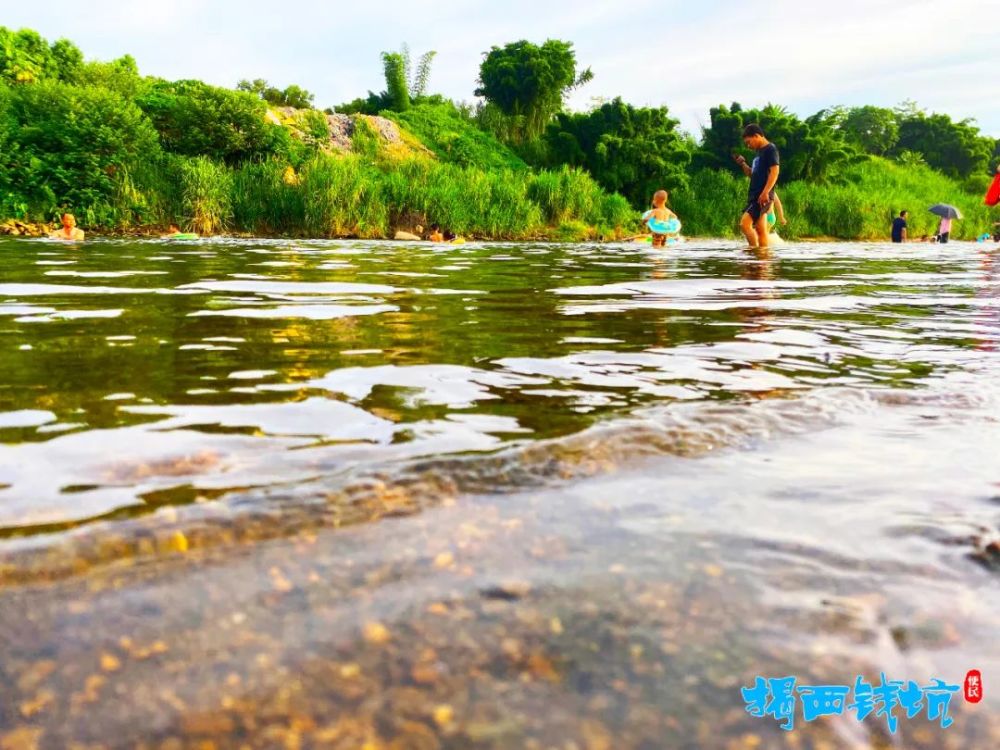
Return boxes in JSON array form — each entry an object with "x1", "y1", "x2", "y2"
[
  {"x1": 740, "y1": 212, "x2": 759, "y2": 249},
  {"x1": 756, "y1": 214, "x2": 770, "y2": 249}
]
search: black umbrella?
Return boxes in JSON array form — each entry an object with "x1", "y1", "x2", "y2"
[{"x1": 929, "y1": 204, "x2": 963, "y2": 220}]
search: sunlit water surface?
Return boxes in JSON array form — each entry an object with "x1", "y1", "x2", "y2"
[{"x1": 0, "y1": 237, "x2": 998, "y2": 748}]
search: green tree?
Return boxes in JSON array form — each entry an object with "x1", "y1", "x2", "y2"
[
  {"x1": 76, "y1": 55, "x2": 146, "y2": 99},
  {"x1": 48, "y1": 38, "x2": 83, "y2": 82},
  {"x1": 894, "y1": 112, "x2": 994, "y2": 178},
  {"x1": 839, "y1": 105, "x2": 899, "y2": 156},
  {"x1": 380, "y1": 51, "x2": 410, "y2": 111},
  {"x1": 545, "y1": 97, "x2": 691, "y2": 206},
  {"x1": 398, "y1": 44, "x2": 436, "y2": 100},
  {"x1": 237, "y1": 78, "x2": 315, "y2": 109},
  {"x1": 0, "y1": 28, "x2": 53, "y2": 84},
  {"x1": 138, "y1": 79, "x2": 290, "y2": 163},
  {"x1": 694, "y1": 102, "x2": 856, "y2": 183},
  {"x1": 279, "y1": 84, "x2": 314, "y2": 109},
  {"x1": 0, "y1": 28, "x2": 85, "y2": 84},
  {"x1": 236, "y1": 78, "x2": 272, "y2": 99},
  {"x1": 475, "y1": 39, "x2": 593, "y2": 143},
  {"x1": 331, "y1": 45, "x2": 435, "y2": 115}
]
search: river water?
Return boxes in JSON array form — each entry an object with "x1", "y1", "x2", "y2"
[{"x1": 0, "y1": 236, "x2": 997, "y2": 749}]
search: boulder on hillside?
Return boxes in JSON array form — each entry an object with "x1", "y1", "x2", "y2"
[{"x1": 268, "y1": 107, "x2": 414, "y2": 155}]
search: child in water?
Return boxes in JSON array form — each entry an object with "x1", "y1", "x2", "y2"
[{"x1": 642, "y1": 190, "x2": 680, "y2": 248}]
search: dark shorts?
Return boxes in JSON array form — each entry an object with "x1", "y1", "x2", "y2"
[{"x1": 744, "y1": 193, "x2": 774, "y2": 222}]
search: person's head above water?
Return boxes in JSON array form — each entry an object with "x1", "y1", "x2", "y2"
[
  {"x1": 168, "y1": 223, "x2": 180, "y2": 233},
  {"x1": 61, "y1": 213, "x2": 76, "y2": 229},
  {"x1": 652, "y1": 190, "x2": 669, "y2": 208},
  {"x1": 742, "y1": 123, "x2": 768, "y2": 150}
]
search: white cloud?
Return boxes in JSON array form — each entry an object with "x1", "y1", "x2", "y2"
[{"x1": 3, "y1": 0, "x2": 997, "y2": 136}]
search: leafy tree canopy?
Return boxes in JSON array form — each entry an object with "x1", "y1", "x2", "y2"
[
  {"x1": 694, "y1": 102, "x2": 858, "y2": 183},
  {"x1": 475, "y1": 40, "x2": 592, "y2": 143},
  {"x1": 236, "y1": 78, "x2": 315, "y2": 109},
  {"x1": 894, "y1": 111, "x2": 994, "y2": 179},
  {"x1": 545, "y1": 97, "x2": 691, "y2": 206},
  {"x1": 0, "y1": 27, "x2": 83, "y2": 84},
  {"x1": 831, "y1": 105, "x2": 900, "y2": 156}
]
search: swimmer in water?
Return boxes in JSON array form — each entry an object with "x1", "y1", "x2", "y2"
[{"x1": 49, "y1": 213, "x2": 85, "y2": 242}]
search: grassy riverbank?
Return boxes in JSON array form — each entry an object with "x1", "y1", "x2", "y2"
[
  {"x1": 1, "y1": 26, "x2": 996, "y2": 241},
  {"x1": 145, "y1": 144, "x2": 634, "y2": 241}
]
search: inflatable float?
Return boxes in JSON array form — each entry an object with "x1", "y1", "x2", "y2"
[{"x1": 642, "y1": 212, "x2": 681, "y2": 236}]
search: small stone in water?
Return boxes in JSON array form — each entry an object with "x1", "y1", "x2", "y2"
[
  {"x1": 363, "y1": 622, "x2": 391, "y2": 645},
  {"x1": 433, "y1": 705, "x2": 454, "y2": 728},
  {"x1": 433, "y1": 552, "x2": 455, "y2": 569},
  {"x1": 99, "y1": 653, "x2": 121, "y2": 672}
]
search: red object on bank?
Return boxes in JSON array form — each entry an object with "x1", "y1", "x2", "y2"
[
  {"x1": 965, "y1": 670, "x2": 983, "y2": 704},
  {"x1": 986, "y1": 174, "x2": 1000, "y2": 207}
]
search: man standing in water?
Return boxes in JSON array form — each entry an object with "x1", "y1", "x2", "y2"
[
  {"x1": 891, "y1": 210, "x2": 908, "y2": 243},
  {"x1": 739, "y1": 124, "x2": 780, "y2": 250}
]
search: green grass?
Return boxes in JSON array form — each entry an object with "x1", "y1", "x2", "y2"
[
  {"x1": 231, "y1": 160, "x2": 304, "y2": 235},
  {"x1": 299, "y1": 155, "x2": 389, "y2": 238},
  {"x1": 386, "y1": 102, "x2": 529, "y2": 172},
  {"x1": 177, "y1": 156, "x2": 232, "y2": 235},
  {"x1": 177, "y1": 150, "x2": 630, "y2": 241}
]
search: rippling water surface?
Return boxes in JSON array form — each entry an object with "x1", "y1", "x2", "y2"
[{"x1": 0, "y1": 236, "x2": 997, "y2": 748}]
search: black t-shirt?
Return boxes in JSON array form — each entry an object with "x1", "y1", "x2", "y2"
[
  {"x1": 891, "y1": 217, "x2": 907, "y2": 242},
  {"x1": 749, "y1": 143, "x2": 780, "y2": 198}
]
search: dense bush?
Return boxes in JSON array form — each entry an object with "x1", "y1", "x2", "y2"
[
  {"x1": 4, "y1": 80, "x2": 161, "y2": 224},
  {"x1": 137, "y1": 79, "x2": 291, "y2": 164}
]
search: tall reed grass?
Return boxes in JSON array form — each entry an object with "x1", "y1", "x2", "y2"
[
  {"x1": 231, "y1": 160, "x2": 304, "y2": 235},
  {"x1": 178, "y1": 156, "x2": 232, "y2": 235}
]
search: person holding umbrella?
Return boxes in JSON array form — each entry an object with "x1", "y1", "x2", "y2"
[{"x1": 929, "y1": 204, "x2": 962, "y2": 244}]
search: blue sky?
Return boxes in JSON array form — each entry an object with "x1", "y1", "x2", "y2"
[{"x1": 5, "y1": 0, "x2": 998, "y2": 137}]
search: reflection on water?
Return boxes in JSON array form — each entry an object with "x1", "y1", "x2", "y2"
[{"x1": 0, "y1": 237, "x2": 998, "y2": 748}]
